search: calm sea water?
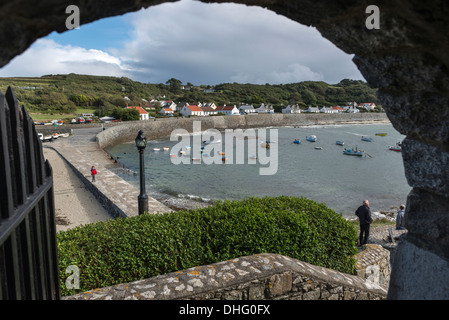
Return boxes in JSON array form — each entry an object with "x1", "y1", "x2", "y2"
[{"x1": 105, "y1": 123, "x2": 410, "y2": 217}]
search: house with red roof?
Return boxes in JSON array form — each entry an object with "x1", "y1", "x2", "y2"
[
  {"x1": 215, "y1": 105, "x2": 240, "y2": 115},
  {"x1": 180, "y1": 104, "x2": 205, "y2": 117},
  {"x1": 125, "y1": 103, "x2": 149, "y2": 120}
]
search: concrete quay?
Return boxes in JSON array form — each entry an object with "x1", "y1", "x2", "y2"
[{"x1": 43, "y1": 127, "x2": 172, "y2": 219}]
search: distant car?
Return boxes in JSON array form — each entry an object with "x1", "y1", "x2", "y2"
[{"x1": 112, "y1": 119, "x2": 120, "y2": 122}]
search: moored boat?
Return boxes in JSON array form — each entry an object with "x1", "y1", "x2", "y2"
[
  {"x1": 336, "y1": 140, "x2": 344, "y2": 146},
  {"x1": 375, "y1": 133, "x2": 387, "y2": 136},
  {"x1": 361, "y1": 136, "x2": 372, "y2": 142},
  {"x1": 389, "y1": 145, "x2": 402, "y2": 152},
  {"x1": 343, "y1": 148, "x2": 364, "y2": 156},
  {"x1": 306, "y1": 135, "x2": 317, "y2": 142},
  {"x1": 293, "y1": 139, "x2": 301, "y2": 144}
]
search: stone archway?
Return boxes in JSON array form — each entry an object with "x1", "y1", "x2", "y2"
[{"x1": 1, "y1": 0, "x2": 448, "y2": 299}]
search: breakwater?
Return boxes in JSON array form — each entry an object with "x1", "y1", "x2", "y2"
[{"x1": 96, "y1": 113, "x2": 389, "y2": 149}]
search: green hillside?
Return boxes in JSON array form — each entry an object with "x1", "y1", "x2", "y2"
[{"x1": 0, "y1": 73, "x2": 379, "y2": 121}]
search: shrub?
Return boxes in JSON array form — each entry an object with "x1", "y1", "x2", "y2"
[{"x1": 57, "y1": 196, "x2": 358, "y2": 296}]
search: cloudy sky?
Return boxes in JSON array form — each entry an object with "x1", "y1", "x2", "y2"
[{"x1": 0, "y1": 0, "x2": 364, "y2": 85}]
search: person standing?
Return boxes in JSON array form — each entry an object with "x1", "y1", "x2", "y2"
[
  {"x1": 396, "y1": 204, "x2": 406, "y2": 230},
  {"x1": 355, "y1": 200, "x2": 373, "y2": 246},
  {"x1": 91, "y1": 166, "x2": 97, "y2": 182}
]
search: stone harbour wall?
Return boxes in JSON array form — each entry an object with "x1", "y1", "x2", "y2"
[
  {"x1": 64, "y1": 253, "x2": 387, "y2": 300},
  {"x1": 96, "y1": 113, "x2": 389, "y2": 149}
]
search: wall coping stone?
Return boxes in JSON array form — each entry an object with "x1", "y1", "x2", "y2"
[{"x1": 63, "y1": 253, "x2": 387, "y2": 300}]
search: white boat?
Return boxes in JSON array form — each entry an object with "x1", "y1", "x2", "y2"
[
  {"x1": 306, "y1": 135, "x2": 317, "y2": 142},
  {"x1": 361, "y1": 136, "x2": 373, "y2": 142},
  {"x1": 153, "y1": 148, "x2": 160, "y2": 151},
  {"x1": 163, "y1": 147, "x2": 169, "y2": 151},
  {"x1": 315, "y1": 146, "x2": 323, "y2": 150}
]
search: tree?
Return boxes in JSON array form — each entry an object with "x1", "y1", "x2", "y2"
[{"x1": 166, "y1": 78, "x2": 182, "y2": 94}]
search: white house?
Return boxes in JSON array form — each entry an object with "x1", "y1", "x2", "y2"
[
  {"x1": 359, "y1": 103, "x2": 376, "y2": 111},
  {"x1": 180, "y1": 104, "x2": 205, "y2": 117},
  {"x1": 320, "y1": 107, "x2": 333, "y2": 113},
  {"x1": 304, "y1": 107, "x2": 320, "y2": 113},
  {"x1": 331, "y1": 106, "x2": 346, "y2": 113},
  {"x1": 200, "y1": 106, "x2": 218, "y2": 116},
  {"x1": 161, "y1": 100, "x2": 177, "y2": 111},
  {"x1": 282, "y1": 105, "x2": 301, "y2": 114},
  {"x1": 159, "y1": 107, "x2": 174, "y2": 115},
  {"x1": 255, "y1": 103, "x2": 274, "y2": 113},
  {"x1": 239, "y1": 104, "x2": 256, "y2": 114},
  {"x1": 215, "y1": 105, "x2": 240, "y2": 115},
  {"x1": 344, "y1": 106, "x2": 360, "y2": 113},
  {"x1": 126, "y1": 106, "x2": 149, "y2": 120}
]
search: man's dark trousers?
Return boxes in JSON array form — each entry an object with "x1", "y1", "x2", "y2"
[{"x1": 359, "y1": 223, "x2": 370, "y2": 245}]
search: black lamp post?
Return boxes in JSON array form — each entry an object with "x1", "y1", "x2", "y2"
[{"x1": 135, "y1": 130, "x2": 148, "y2": 215}]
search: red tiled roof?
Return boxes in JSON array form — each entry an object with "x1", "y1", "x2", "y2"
[
  {"x1": 186, "y1": 105, "x2": 203, "y2": 112},
  {"x1": 127, "y1": 106, "x2": 148, "y2": 114},
  {"x1": 216, "y1": 106, "x2": 235, "y2": 111}
]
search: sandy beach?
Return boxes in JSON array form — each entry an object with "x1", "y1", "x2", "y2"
[{"x1": 43, "y1": 147, "x2": 112, "y2": 232}]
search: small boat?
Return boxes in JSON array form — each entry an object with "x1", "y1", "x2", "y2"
[
  {"x1": 261, "y1": 143, "x2": 270, "y2": 148},
  {"x1": 163, "y1": 147, "x2": 169, "y2": 151},
  {"x1": 180, "y1": 151, "x2": 186, "y2": 155},
  {"x1": 249, "y1": 155, "x2": 257, "y2": 159},
  {"x1": 389, "y1": 146, "x2": 402, "y2": 152},
  {"x1": 375, "y1": 133, "x2": 387, "y2": 136},
  {"x1": 169, "y1": 154, "x2": 176, "y2": 158},
  {"x1": 315, "y1": 146, "x2": 323, "y2": 150},
  {"x1": 293, "y1": 139, "x2": 301, "y2": 144},
  {"x1": 336, "y1": 140, "x2": 345, "y2": 146},
  {"x1": 361, "y1": 136, "x2": 373, "y2": 142},
  {"x1": 343, "y1": 148, "x2": 364, "y2": 156},
  {"x1": 306, "y1": 135, "x2": 317, "y2": 142}
]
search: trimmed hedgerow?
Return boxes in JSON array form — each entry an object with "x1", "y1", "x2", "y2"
[{"x1": 57, "y1": 196, "x2": 358, "y2": 296}]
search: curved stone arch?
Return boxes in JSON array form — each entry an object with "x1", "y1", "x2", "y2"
[{"x1": 1, "y1": 0, "x2": 448, "y2": 299}]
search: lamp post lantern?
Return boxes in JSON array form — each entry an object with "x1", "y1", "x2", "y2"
[{"x1": 135, "y1": 130, "x2": 148, "y2": 215}]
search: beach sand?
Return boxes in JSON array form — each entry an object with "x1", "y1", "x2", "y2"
[{"x1": 43, "y1": 147, "x2": 112, "y2": 232}]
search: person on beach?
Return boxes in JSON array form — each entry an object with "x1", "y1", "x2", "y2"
[
  {"x1": 396, "y1": 204, "x2": 406, "y2": 230},
  {"x1": 91, "y1": 166, "x2": 97, "y2": 182},
  {"x1": 355, "y1": 200, "x2": 373, "y2": 246}
]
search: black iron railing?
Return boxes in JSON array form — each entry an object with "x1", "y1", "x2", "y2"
[{"x1": 0, "y1": 87, "x2": 60, "y2": 300}]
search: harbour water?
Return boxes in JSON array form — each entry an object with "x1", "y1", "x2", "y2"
[{"x1": 105, "y1": 123, "x2": 410, "y2": 218}]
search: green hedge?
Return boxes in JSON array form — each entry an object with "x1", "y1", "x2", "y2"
[{"x1": 57, "y1": 196, "x2": 358, "y2": 296}]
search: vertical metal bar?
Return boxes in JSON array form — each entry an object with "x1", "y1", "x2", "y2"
[{"x1": 0, "y1": 92, "x2": 13, "y2": 220}]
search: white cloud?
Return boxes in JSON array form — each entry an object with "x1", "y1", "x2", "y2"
[
  {"x1": 116, "y1": 0, "x2": 363, "y2": 85},
  {"x1": 0, "y1": 0, "x2": 364, "y2": 85},
  {"x1": 0, "y1": 39, "x2": 131, "y2": 78}
]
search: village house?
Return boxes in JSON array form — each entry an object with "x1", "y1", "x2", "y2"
[
  {"x1": 161, "y1": 100, "x2": 177, "y2": 111},
  {"x1": 319, "y1": 106, "x2": 333, "y2": 113},
  {"x1": 282, "y1": 104, "x2": 302, "y2": 114},
  {"x1": 239, "y1": 104, "x2": 256, "y2": 114},
  {"x1": 180, "y1": 104, "x2": 205, "y2": 117},
  {"x1": 359, "y1": 102, "x2": 376, "y2": 111},
  {"x1": 255, "y1": 103, "x2": 274, "y2": 114},
  {"x1": 159, "y1": 107, "x2": 174, "y2": 115},
  {"x1": 215, "y1": 105, "x2": 240, "y2": 115},
  {"x1": 200, "y1": 106, "x2": 218, "y2": 116},
  {"x1": 331, "y1": 106, "x2": 346, "y2": 113},
  {"x1": 125, "y1": 104, "x2": 149, "y2": 120},
  {"x1": 304, "y1": 106, "x2": 320, "y2": 113}
]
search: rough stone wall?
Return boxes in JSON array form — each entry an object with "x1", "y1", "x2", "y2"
[
  {"x1": 355, "y1": 244, "x2": 390, "y2": 287},
  {"x1": 63, "y1": 253, "x2": 387, "y2": 300},
  {"x1": 1, "y1": 0, "x2": 448, "y2": 299}
]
